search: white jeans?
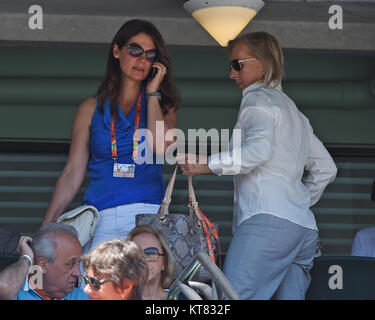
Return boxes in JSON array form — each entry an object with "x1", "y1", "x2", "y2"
[{"x1": 82, "y1": 202, "x2": 160, "y2": 255}]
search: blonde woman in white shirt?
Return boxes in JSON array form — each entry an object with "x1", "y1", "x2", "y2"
[{"x1": 178, "y1": 32, "x2": 337, "y2": 300}]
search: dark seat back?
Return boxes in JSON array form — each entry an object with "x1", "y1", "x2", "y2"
[{"x1": 306, "y1": 256, "x2": 375, "y2": 300}]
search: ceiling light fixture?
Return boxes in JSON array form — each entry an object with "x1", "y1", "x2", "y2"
[{"x1": 183, "y1": 0, "x2": 265, "y2": 47}]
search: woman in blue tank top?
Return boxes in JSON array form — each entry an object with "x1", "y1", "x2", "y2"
[{"x1": 42, "y1": 20, "x2": 180, "y2": 253}]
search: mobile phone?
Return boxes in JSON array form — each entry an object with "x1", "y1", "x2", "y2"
[
  {"x1": 149, "y1": 67, "x2": 158, "y2": 79},
  {"x1": 148, "y1": 59, "x2": 159, "y2": 80}
]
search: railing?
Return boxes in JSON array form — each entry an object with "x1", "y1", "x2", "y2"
[{"x1": 167, "y1": 251, "x2": 240, "y2": 300}]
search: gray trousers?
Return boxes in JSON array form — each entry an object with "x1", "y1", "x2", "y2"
[{"x1": 223, "y1": 213, "x2": 318, "y2": 300}]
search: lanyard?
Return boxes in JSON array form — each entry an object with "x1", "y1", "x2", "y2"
[
  {"x1": 35, "y1": 288, "x2": 62, "y2": 300},
  {"x1": 111, "y1": 91, "x2": 142, "y2": 162}
]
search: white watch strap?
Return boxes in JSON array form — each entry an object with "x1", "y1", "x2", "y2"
[{"x1": 21, "y1": 254, "x2": 32, "y2": 266}]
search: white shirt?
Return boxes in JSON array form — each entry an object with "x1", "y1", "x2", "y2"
[{"x1": 208, "y1": 82, "x2": 337, "y2": 232}]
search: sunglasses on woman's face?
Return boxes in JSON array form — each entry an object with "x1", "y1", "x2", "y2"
[
  {"x1": 143, "y1": 247, "x2": 165, "y2": 262},
  {"x1": 81, "y1": 274, "x2": 113, "y2": 291},
  {"x1": 127, "y1": 43, "x2": 158, "y2": 62},
  {"x1": 230, "y1": 58, "x2": 257, "y2": 71}
]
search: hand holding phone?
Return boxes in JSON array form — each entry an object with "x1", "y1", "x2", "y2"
[{"x1": 146, "y1": 61, "x2": 167, "y2": 93}]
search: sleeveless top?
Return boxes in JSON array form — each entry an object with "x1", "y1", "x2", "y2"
[{"x1": 82, "y1": 88, "x2": 165, "y2": 211}]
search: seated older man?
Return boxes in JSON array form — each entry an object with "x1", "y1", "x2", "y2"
[{"x1": 0, "y1": 223, "x2": 88, "y2": 300}]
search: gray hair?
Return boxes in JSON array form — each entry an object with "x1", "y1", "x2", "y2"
[
  {"x1": 81, "y1": 239, "x2": 149, "y2": 290},
  {"x1": 31, "y1": 223, "x2": 79, "y2": 264}
]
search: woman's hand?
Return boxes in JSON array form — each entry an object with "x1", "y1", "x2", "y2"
[
  {"x1": 146, "y1": 62, "x2": 167, "y2": 93},
  {"x1": 176, "y1": 153, "x2": 212, "y2": 176}
]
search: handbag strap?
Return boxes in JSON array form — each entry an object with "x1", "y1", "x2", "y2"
[
  {"x1": 188, "y1": 175, "x2": 201, "y2": 221},
  {"x1": 188, "y1": 175, "x2": 221, "y2": 265},
  {"x1": 158, "y1": 165, "x2": 201, "y2": 221},
  {"x1": 158, "y1": 165, "x2": 179, "y2": 220}
]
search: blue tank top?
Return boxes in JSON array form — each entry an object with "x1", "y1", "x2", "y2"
[{"x1": 82, "y1": 88, "x2": 165, "y2": 211}]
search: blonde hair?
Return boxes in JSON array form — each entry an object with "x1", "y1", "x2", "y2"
[
  {"x1": 127, "y1": 225, "x2": 176, "y2": 288},
  {"x1": 81, "y1": 239, "x2": 148, "y2": 290},
  {"x1": 228, "y1": 31, "x2": 284, "y2": 87}
]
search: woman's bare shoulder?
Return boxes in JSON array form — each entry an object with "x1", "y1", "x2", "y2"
[
  {"x1": 73, "y1": 96, "x2": 98, "y2": 128},
  {"x1": 79, "y1": 96, "x2": 97, "y2": 113}
]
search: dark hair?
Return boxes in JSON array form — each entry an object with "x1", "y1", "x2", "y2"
[
  {"x1": 96, "y1": 19, "x2": 180, "y2": 115},
  {"x1": 228, "y1": 31, "x2": 284, "y2": 87}
]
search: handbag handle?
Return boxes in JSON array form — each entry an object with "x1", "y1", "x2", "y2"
[
  {"x1": 158, "y1": 165, "x2": 178, "y2": 220},
  {"x1": 188, "y1": 175, "x2": 203, "y2": 222},
  {"x1": 158, "y1": 165, "x2": 200, "y2": 221}
]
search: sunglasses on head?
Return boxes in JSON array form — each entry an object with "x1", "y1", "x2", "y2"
[
  {"x1": 143, "y1": 247, "x2": 165, "y2": 261},
  {"x1": 81, "y1": 274, "x2": 113, "y2": 291},
  {"x1": 230, "y1": 58, "x2": 257, "y2": 71},
  {"x1": 127, "y1": 43, "x2": 158, "y2": 62}
]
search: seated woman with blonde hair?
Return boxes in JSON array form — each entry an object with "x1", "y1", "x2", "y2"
[
  {"x1": 127, "y1": 225, "x2": 176, "y2": 300},
  {"x1": 81, "y1": 239, "x2": 148, "y2": 300}
]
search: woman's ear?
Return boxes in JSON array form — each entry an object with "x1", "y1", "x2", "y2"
[{"x1": 113, "y1": 44, "x2": 120, "y2": 59}]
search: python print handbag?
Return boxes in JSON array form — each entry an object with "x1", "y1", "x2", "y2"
[{"x1": 136, "y1": 166, "x2": 219, "y2": 283}]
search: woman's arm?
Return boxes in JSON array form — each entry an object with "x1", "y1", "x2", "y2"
[
  {"x1": 145, "y1": 62, "x2": 178, "y2": 155},
  {"x1": 146, "y1": 96, "x2": 177, "y2": 155},
  {"x1": 179, "y1": 106, "x2": 275, "y2": 176},
  {"x1": 303, "y1": 133, "x2": 337, "y2": 206},
  {"x1": 42, "y1": 98, "x2": 96, "y2": 225},
  {"x1": 209, "y1": 107, "x2": 274, "y2": 176}
]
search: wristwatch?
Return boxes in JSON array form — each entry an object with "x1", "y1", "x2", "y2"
[
  {"x1": 20, "y1": 254, "x2": 32, "y2": 266},
  {"x1": 146, "y1": 91, "x2": 161, "y2": 100}
]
